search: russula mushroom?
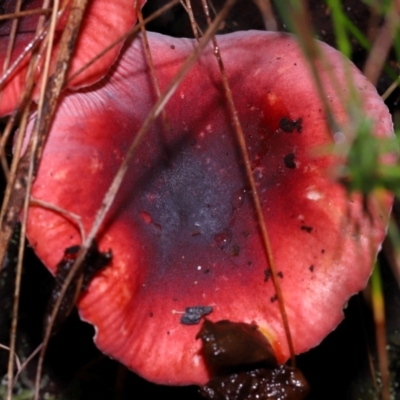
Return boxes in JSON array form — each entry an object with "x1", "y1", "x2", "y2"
[
  {"x1": 25, "y1": 30, "x2": 393, "y2": 385},
  {"x1": 0, "y1": 0, "x2": 144, "y2": 116}
]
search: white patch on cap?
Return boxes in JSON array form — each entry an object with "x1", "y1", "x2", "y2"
[
  {"x1": 89, "y1": 151, "x2": 104, "y2": 174},
  {"x1": 192, "y1": 354, "x2": 201, "y2": 367},
  {"x1": 306, "y1": 189, "x2": 323, "y2": 201}
]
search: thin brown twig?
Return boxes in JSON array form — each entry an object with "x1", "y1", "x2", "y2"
[
  {"x1": 1, "y1": 0, "x2": 23, "y2": 97},
  {"x1": 181, "y1": 0, "x2": 201, "y2": 40},
  {"x1": 0, "y1": 8, "x2": 51, "y2": 21},
  {"x1": 30, "y1": 198, "x2": 86, "y2": 243},
  {"x1": 0, "y1": 15, "x2": 49, "y2": 93},
  {"x1": 137, "y1": 7, "x2": 170, "y2": 129},
  {"x1": 32, "y1": 0, "x2": 90, "y2": 397},
  {"x1": 363, "y1": 2, "x2": 399, "y2": 86},
  {"x1": 0, "y1": 343, "x2": 22, "y2": 371},
  {"x1": 0, "y1": 2, "x2": 65, "y2": 274},
  {"x1": 6, "y1": 170, "x2": 28, "y2": 400},
  {"x1": 67, "y1": 0, "x2": 181, "y2": 84},
  {"x1": 381, "y1": 76, "x2": 400, "y2": 101},
  {"x1": 0, "y1": 114, "x2": 15, "y2": 180},
  {"x1": 200, "y1": 0, "x2": 295, "y2": 366},
  {"x1": 13, "y1": 344, "x2": 43, "y2": 386},
  {"x1": 371, "y1": 265, "x2": 390, "y2": 400},
  {"x1": 7, "y1": 1, "x2": 58, "y2": 396},
  {"x1": 0, "y1": 0, "x2": 22, "y2": 180},
  {"x1": 0, "y1": 0, "x2": 73, "y2": 276},
  {"x1": 0, "y1": 0, "x2": 68, "y2": 93},
  {"x1": 4, "y1": 102, "x2": 31, "y2": 400},
  {"x1": 0, "y1": 342, "x2": 43, "y2": 388},
  {"x1": 252, "y1": 0, "x2": 278, "y2": 31},
  {"x1": 0, "y1": 8, "x2": 51, "y2": 181}
]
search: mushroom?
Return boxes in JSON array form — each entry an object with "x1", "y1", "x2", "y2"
[
  {"x1": 0, "y1": 0, "x2": 144, "y2": 116},
  {"x1": 25, "y1": 30, "x2": 393, "y2": 385}
]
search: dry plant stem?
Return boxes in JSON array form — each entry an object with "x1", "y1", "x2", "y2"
[
  {"x1": 206, "y1": 0, "x2": 218, "y2": 18},
  {"x1": 3, "y1": 104, "x2": 30, "y2": 399},
  {"x1": 0, "y1": 343, "x2": 22, "y2": 371},
  {"x1": 182, "y1": 0, "x2": 201, "y2": 40},
  {"x1": 36, "y1": 0, "x2": 60, "y2": 120},
  {"x1": 7, "y1": 4, "x2": 58, "y2": 393},
  {"x1": 0, "y1": 8, "x2": 52, "y2": 21},
  {"x1": 0, "y1": 94, "x2": 32, "y2": 231},
  {"x1": 67, "y1": 0, "x2": 181, "y2": 84},
  {"x1": 0, "y1": 15, "x2": 48, "y2": 182},
  {"x1": 252, "y1": 0, "x2": 278, "y2": 31},
  {"x1": 0, "y1": 0, "x2": 84, "y2": 273},
  {"x1": 381, "y1": 77, "x2": 400, "y2": 101},
  {"x1": 0, "y1": 6, "x2": 53, "y2": 94},
  {"x1": 33, "y1": 0, "x2": 86, "y2": 166},
  {"x1": 34, "y1": 1, "x2": 237, "y2": 398},
  {"x1": 1, "y1": 0, "x2": 22, "y2": 102},
  {"x1": 0, "y1": 26, "x2": 46, "y2": 90},
  {"x1": 0, "y1": 0, "x2": 63, "y2": 273},
  {"x1": 30, "y1": 198, "x2": 86, "y2": 242},
  {"x1": 179, "y1": 1, "x2": 203, "y2": 37},
  {"x1": 137, "y1": 10, "x2": 155, "y2": 73},
  {"x1": 0, "y1": 115, "x2": 15, "y2": 180},
  {"x1": 2, "y1": 0, "x2": 68, "y2": 94},
  {"x1": 363, "y1": 2, "x2": 399, "y2": 86},
  {"x1": 12, "y1": 344, "x2": 43, "y2": 386},
  {"x1": 0, "y1": 97, "x2": 35, "y2": 273},
  {"x1": 0, "y1": 0, "x2": 23, "y2": 177},
  {"x1": 6, "y1": 170, "x2": 29, "y2": 400},
  {"x1": 371, "y1": 268, "x2": 390, "y2": 400},
  {"x1": 200, "y1": 0, "x2": 295, "y2": 365},
  {"x1": 31, "y1": 0, "x2": 90, "y2": 393},
  {"x1": 0, "y1": 0, "x2": 51, "y2": 177},
  {"x1": 1, "y1": 342, "x2": 42, "y2": 390},
  {"x1": 0, "y1": 2, "x2": 73, "y2": 182},
  {"x1": 137, "y1": 8, "x2": 169, "y2": 129}
]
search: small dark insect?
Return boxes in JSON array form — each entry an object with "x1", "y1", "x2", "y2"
[
  {"x1": 45, "y1": 241, "x2": 112, "y2": 334},
  {"x1": 264, "y1": 268, "x2": 271, "y2": 282},
  {"x1": 283, "y1": 153, "x2": 296, "y2": 169},
  {"x1": 279, "y1": 117, "x2": 303, "y2": 133},
  {"x1": 301, "y1": 225, "x2": 313, "y2": 233},
  {"x1": 180, "y1": 305, "x2": 213, "y2": 325}
]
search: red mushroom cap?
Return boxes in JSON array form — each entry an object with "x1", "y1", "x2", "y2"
[
  {"x1": 0, "y1": 0, "x2": 145, "y2": 116},
  {"x1": 26, "y1": 31, "x2": 393, "y2": 385}
]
